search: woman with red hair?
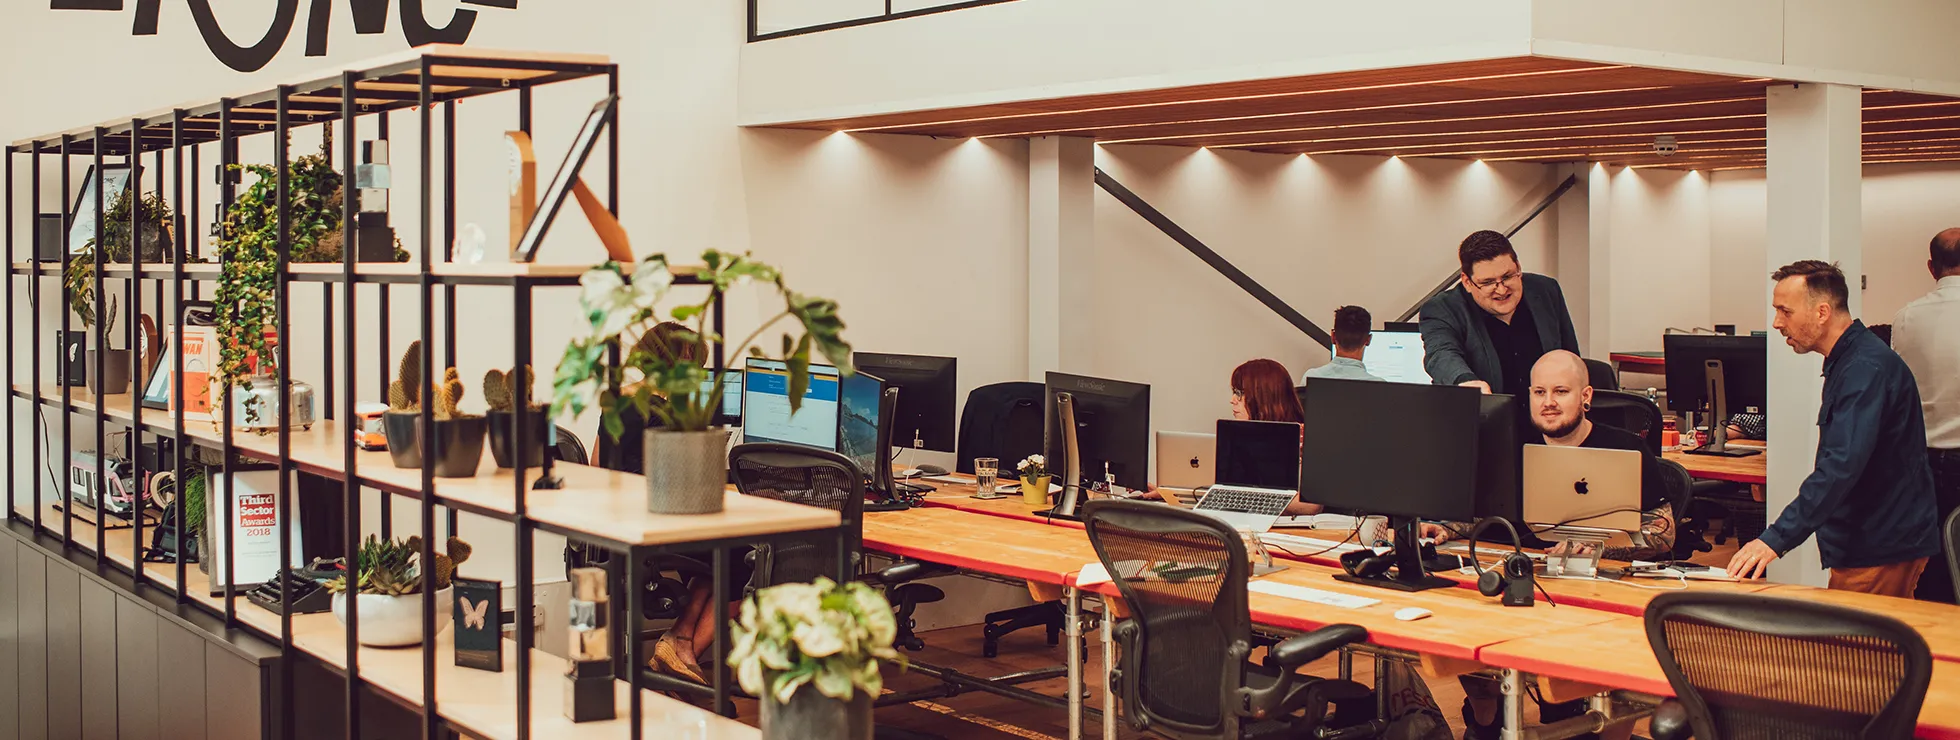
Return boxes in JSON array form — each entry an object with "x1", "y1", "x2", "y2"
[{"x1": 1227, "y1": 359, "x2": 1319, "y2": 515}]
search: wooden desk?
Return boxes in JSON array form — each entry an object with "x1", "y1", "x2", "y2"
[
  {"x1": 1758, "y1": 584, "x2": 1960, "y2": 663},
  {"x1": 1610, "y1": 352, "x2": 1667, "y2": 376},
  {"x1": 861, "y1": 505, "x2": 1093, "y2": 587},
  {"x1": 1478, "y1": 616, "x2": 1960, "y2": 739},
  {"x1": 1664, "y1": 442, "x2": 1769, "y2": 485}
]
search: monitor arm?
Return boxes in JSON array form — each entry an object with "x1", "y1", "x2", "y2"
[
  {"x1": 1051, "y1": 392, "x2": 1085, "y2": 520},
  {"x1": 1688, "y1": 358, "x2": 1759, "y2": 458}
]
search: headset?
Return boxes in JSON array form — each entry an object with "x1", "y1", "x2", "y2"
[
  {"x1": 1339, "y1": 547, "x2": 1391, "y2": 579},
  {"x1": 1468, "y1": 517, "x2": 1542, "y2": 607}
]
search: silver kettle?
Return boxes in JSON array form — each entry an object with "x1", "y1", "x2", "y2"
[{"x1": 228, "y1": 375, "x2": 317, "y2": 432}]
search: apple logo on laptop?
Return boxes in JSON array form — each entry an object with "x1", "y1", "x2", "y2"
[
  {"x1": 1574, "y1": 478, "x2": 1590, "y2": 495},
  {"x1": 1188, "y1": 456, "x2": 1201, "y2": 469}
]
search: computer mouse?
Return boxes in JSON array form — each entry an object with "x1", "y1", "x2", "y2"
[
  {"x1": 915, "y1": 464, "x2": 949, "y2": 476},
  {"x1": 1393, "y1": 607, "x2": 1432, "y2": 622}
]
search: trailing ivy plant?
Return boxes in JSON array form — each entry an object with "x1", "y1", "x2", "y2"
[{"x1": 209, "y1": 129, "x2": 406, "y2": 416}]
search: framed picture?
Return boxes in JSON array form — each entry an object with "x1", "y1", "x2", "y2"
[
  {"x1": 68, "y1": 164, "x2": 136, "y2": 255},
  {"x1": 512, "y1": 96, "x2": 617, "y2": 263},
  {"x1": 141, "y1": 345, "x2": 173, "y2": 410}
]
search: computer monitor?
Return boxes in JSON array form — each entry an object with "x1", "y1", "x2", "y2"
[
  {"x1": 836, "y1": 371, "x2": 885, "y2": 481},
  {"x1": 1363, "y1": 322, "x2": 1434, "y2": 385},
  {"x1": 740, "y1": 358, "x2": 842, "y2": 450},
  {"x1": 699, "y1": 371, "x2": 743, "y2": 427},
  {"x1": 1044, "y1": 372, "x2": 1150, "y2": 520},
  {"x1": 1472, "y1": 393, "x2": 1527, "y2": 527},
  {"x1": 1215, "y1": 419, "x2": 1301, "y2": 490},
  {"x1": 853, "y1": 353, "x2": 957, "y2": 453},
  {"x1": 1663, "y1": 334, "x2": 1766, "y2": 457},
  {"x1": 1299, "y1": 378, "x2": 1482, "y2": 591}
]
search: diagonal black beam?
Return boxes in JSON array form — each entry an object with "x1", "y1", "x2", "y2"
[
  {"x1": 1095, "y1": 167, "x2": 1333, "y2": 349},
  {"x1": 1396, "y1": 173, "x2": 1578, "y2": 323}
]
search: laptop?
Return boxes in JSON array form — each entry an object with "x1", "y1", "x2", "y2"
[
  {"x1": 1522, "y1": 444, "x2": 1644, "y2": 534},
  {"x1": 1194, "y1": 419, "x2": 1302, "y2": 532},
  {"x1": 1155, "y1": 431, "x2": 1215, "y2": 499}
]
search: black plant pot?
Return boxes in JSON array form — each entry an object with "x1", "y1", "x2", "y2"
[
  {"x1": 382, "y1": 412, "x2": 420, "y2": 469},
  {"x1": 422, "y1": 416, "x2": 488, "y2": 479},
  {"x1": 487, "y1": 409, "x2": 549, "y2": 469}
]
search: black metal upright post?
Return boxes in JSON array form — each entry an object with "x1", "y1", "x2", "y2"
[
  {"x1": 339, "y1": 70, "x2": 365, "y2": 740},
  {"x1": 129, "y1": 121, "x2": 145, "y2": 584},
  {"x1": 4, "y1": 146, "x2": 13, "y2": 524},
  {"x1": 441, "y1": 99, "x2": 458, "y2": 540},
  {"x1": 59, "y1": 134, "x2": 73, "y2": 547},
  {"x1": 171, "y1": 110, "x2": 189, "y2": 605},
  {"x1": 218, "y1": 98, "x2": 238, "y2": 629},
  {"x1": 416, "y1": 59, "x2": 440, "y2": 740},
  {"x1": 376, "y1": 114, "x2": 392, "y2": 540},
  {"x1": 31, "y1": 140, "x2": 44, "y2": 537},
  {"x1": 91, "y1": 127, "x2": 106, "y2": 565},
  {"x1": 274, "y1": 85, "x2": 298, "y2": 740},
  {"x1": 514, "y1": 281, "x2": 534, "y2": 739}
]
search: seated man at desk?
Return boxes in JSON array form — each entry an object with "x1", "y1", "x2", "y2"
[{"x1": 1303, "y1": 306, "x2": 1385, "y2": 382}]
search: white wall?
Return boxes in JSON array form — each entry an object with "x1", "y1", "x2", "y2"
[
  {"x1": 1605, "y1": 166, "x2": 1712, "y2": 352},
  {"x1": 1707, "y1": 163, "x2": 1960, "y2": 335},
  {"x1": 1091, "y1": 145, "x2": 1565, "y2": 449}
]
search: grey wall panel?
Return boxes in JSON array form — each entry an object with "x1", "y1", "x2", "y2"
[
  {"x1": 115, "y1": 596, "x2": 161, "y2": 740},
  {"x1": 42, "y1": 561, "x2": 80, "y2": 740},
  {"x1": 16, "y1": 543, "x2": 48, "y2": 740},
  {"x1": 78, "y1": 578, "x2": 119, "y2": 740},
  {"x1": 156, "y1": 618, "x2": 208, "y2": 740},
  {"x1": 206, "y1": 643, "x2": 265, "y2": 740},
  {"x1": 0, "y1": 537, "x2": 17, "y2": 740}
]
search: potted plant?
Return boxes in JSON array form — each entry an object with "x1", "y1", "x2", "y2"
[
  {"x1": 551, "y1": 251, "x2": 851, "y2": 514},
  {"x1": 384, "y1": 351, "x2": 486, "y2": 478},
  {"x1": 728, "y1": 577, "x2": 901, "y2": 740},
  {"x1": 327, "y1": 535, "x2": 472, "y2": 647},
  {"x1": 483, "y1": 366, "x2": 548, "y2": 469},
  {"x1": 1016, "y1": 455, "x2": 1051, "y2": 507},
  {"x1": 75, "y1": 294, "x2": 132, "y2": 395}
]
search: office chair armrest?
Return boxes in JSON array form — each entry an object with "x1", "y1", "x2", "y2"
[
  {"x1": 864, "y1": 561, "x2": 954, "y2": 586},
  {"x1": 1268, "y1": 624, "x2": 1368, "y2": 670},
  {"x1": 1649, "y1": 699, "x2": 1692, "y2": 740}
]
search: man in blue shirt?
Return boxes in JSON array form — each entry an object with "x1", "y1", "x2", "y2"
[
  {"x1": 1303, "y1": 305, "x2": 1384, "y2": 383},
  {"x1": 1728, "y1": 261, "x2": 1940, "y2": 597}
]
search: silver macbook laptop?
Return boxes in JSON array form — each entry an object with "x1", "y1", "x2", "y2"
[
  {"x1": 1522, "y1": 444, "x2": 1644, "y2": 534},
  {"x1": 1156, "y1": 431, "x2": 1215, "y2": 495},
  {"x1": 1193, "y1": 420, "x2": 1301, "y2": 533}
]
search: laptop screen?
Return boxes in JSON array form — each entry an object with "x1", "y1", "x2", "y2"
[{"x1": 1215, "y1": 419, "x2": 1302, "y2": 490}]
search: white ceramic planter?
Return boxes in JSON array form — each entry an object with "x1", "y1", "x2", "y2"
[{"x1": 331, "y1": 587, "x2": 454, "y2": 647}]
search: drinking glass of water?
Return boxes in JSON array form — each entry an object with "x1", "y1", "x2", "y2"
[{"x1": 974, "y1": 458, "x2": 1000, "y2": 498}]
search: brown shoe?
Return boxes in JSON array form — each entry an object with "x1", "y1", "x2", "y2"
[{"x1": 652, "y1": 633, "x2": 707, "y2": 684}]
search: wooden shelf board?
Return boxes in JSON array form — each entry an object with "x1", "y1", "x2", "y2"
[
  {"x1": 14, "y1": 384, "x2": 839, "y2": 548},
  {"x1": 10, "y1": 504, "x2": 755, "y2": 740}
]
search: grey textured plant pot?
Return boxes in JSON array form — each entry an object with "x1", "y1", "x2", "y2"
[
  {"x1": 87, "y1": 348, "x2": 131, "y2": 395},
  {"x1": 643, "y1": 429, "x2": 730, "y2": 514},
  {"x1": 761, "y1": 685, "x2": 871, "y2": 740}
]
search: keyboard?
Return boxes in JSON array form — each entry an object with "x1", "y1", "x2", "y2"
[
  {"x1": 1248, "y1": 580, "x2": 1381, "y2": 609},
  {"x1": 1196, "y1": 485, "x2": 1293, "y2": 516}
]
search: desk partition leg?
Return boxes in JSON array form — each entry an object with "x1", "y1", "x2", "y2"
[
  {"x1": 1500, "y1": 669, "x2": 1525, "y2": 740},
  {"x1": 1338, "y1": 648, "x2": 1353, "y2": 682},
  {"x1": 1066, "y1": 586, "x2": 1082, "y2": 740},
  {"x1": 1101, "y1": 605, "x2": 1115, "y2": 740},
  {"x1": 1374, "y1": 654, "x2": 1388, "y2": 722}
]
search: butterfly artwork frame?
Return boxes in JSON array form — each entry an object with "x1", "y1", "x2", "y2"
[{"x1": 454, "y1": 577, "x2": 503, "y2": 672}]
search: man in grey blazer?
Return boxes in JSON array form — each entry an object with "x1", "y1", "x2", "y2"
[{"x1": 1420, "y1": 230, "x2": 1581, "y2": 395}]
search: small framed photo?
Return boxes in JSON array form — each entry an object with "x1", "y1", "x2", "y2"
[{"x1": 68, "y1": 164, "x2": 136, "y2": 255}]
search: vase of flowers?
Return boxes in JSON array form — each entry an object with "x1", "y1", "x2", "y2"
[
  {"x1": 326, "y1": 535, "x2": 471, "y2": 647},
  {"x1": 729, "y1": 577, "x2": 900, "y2": 740},
  {"x1": 552, "y1": 252, "x2": 852, "y2": 515},
  {"x1": 1017, "y1": 455, "x2": 1051, "y2": 507}
]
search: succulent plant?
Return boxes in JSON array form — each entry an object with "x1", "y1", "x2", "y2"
[
  {"x1": 325, "y1": 534, "x2": 472, "y2": 596},
  {"x1": 386, "y1": 340, "x2": 423, "y2": 412},
  {"x1": 483, "y1": 366, "x2": 542, "y2": 413}
]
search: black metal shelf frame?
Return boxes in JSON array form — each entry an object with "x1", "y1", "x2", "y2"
[{"x1": 4, "y1": 50, "x2": 836, "y2": 739}]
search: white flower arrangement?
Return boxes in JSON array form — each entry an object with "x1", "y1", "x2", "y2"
[
  {"x1": 1016, "y1": 454, "x2": 1048, "y2": 479},
  {"x1": 727, "y1": 577, "x2": 903, "y2": 704}
]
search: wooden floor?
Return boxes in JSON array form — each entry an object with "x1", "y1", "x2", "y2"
[{"x1": 717, "y1": 533, "x2": 1744, "y2": 739}]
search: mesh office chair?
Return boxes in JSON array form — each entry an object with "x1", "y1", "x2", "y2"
[
  {"x1": 1585, "y1": 358, "x2": 1621, "y2": 392},
  {"x1": 1644, "y1": 592, "x2": 1932, "y2": 740},
  {"x1": 552, "y1": 424, "x2": 589, "y2": 466},
  {"x1": 729, "y1": 443, "x2": 943, "y2": 650},
  {"x1": 1655, "y1": 458, "x2": 1712, "y2": 559},
  {"x1": 1946, "y1": 509, "x2": 1960, "y2": 600},
  {"x1": 1587, "y1": 389, "x2": 1664, "y2": 456},
  {"x1": 1083, "y1": 500, "x2": 1379, "y2": 740},
  {"x1": 956, "y1": 381, "x2": 1069, "y2": 656}
]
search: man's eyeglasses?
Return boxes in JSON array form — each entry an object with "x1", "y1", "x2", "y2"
[{"x1": 1470, "y1": 270, "x2": 1521, "y2": 293}]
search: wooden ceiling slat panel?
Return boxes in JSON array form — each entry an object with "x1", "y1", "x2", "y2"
[{"x1": 757, "y1": 56, "x2": 1960, "y2": 172}]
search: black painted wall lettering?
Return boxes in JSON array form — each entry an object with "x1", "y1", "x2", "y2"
[{"x1": 51, "y1": 0, "x2": 516, "y2": 73}]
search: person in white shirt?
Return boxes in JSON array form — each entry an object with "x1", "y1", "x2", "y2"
[
  {"x1": 1894, "y1": 227, "x2": 1960, "y2": 604},
  {"x1": 1303, "y1": 305, "x2": 1385, "y2": 383}
]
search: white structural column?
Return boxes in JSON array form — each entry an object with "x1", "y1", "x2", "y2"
[
  {"x1": 1585, "y1": 163, "x2": 1614, "y2": 356},
  {"x1": 1763, "y1": 82, "x2": 1862, "y2": 586},
  {"x1": 1027, "y1": 136, "x2": 1097, "y2": 378}
]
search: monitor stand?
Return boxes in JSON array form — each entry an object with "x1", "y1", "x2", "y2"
[
  {"x1": 1333, "y1": 516, "x2": 1454, "y2": 592},
  {"x1": 1686, "y1": 358, "x2": 1761, "y2": 458},
  {"x1": 1543, "y1": 528, "x2": 1610, "y2": 578}
]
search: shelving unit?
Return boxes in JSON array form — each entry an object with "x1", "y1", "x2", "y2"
[{"x1": 5, "y1": 45, "x2": 837, "y2": 738}]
